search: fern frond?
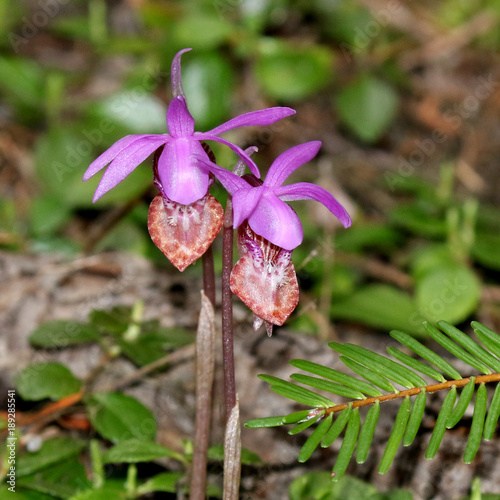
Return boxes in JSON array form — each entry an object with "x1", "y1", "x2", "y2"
[{"x1": 245, "y1": 321, "x2": 500, "y2": 480}]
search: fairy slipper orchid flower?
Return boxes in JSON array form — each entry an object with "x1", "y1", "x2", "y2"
[
  {"x1": 195, "y1": 141, "x2": 352, "y2": 331},
  {"x1": 83, "y1": 48, "x2": 295, "y2": 206},
  {"x1": 83, "y1": 48, "x2": 295, "y2": 271}
]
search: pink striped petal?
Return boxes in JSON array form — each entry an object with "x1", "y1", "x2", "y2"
[
  {"x1": 83, "y1": 135, "x2": 159, "y2": 181},
  {"x1": 92, "y1": 137, "x2": 167, "y2": 201},
  {"x1": 264, "y1": 141, "x2": 322, "y2": 188},
  {"x1": 205, "y1": 107, "x2": 296, "y2": 136},
  {"x1": 247, "y1": 193, "x2": 303, "y2": 250},
  {"x1": 167, "y1": 96, "x2": 195, "y2": 138},
  {"x1": 171, "y1": 48, "x2": 191, "y2": 98},
  {"x1": 157, "y1": 139, "x2": 210, "y2": 205},
  {"x1": 232, "y1": 187, "x2": 264, "y2": 228},
  {"x1": 275, "y1": 182, "x2": 352, "y2": 228}
]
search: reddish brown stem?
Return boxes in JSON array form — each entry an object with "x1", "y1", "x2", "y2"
[
  {"x1": 202, "y1": 246, "x2": 216, "y2": 307},
  {"x1": 222, "y1": 196, "x2": 236, "y2": 419}
]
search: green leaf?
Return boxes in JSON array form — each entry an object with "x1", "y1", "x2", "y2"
[
  {"x1": 330, "y1": 342, "x2": 425, "y2": 388},
  {"x1": 89, "y1": 306, "x2": 131, "y2": 334},
  {"x1": 17, "y1": 437, "x2": 86, "y2": 477},
  {"x1": 378, "y1": 396, "x2": 412, "y2": 474},
  {"x1": 137, "y1": 472, "x2": 183, "y2": 495},
  {"x1": 290, "y1": 373, "x2": 365, "y2": 400},
  {"x1": 288, "y1": 415, "x2": 321, "y2": 436},
  {"x1": 259, "y1": 375, "x2": 335, "y2": 407},
  {"x1": 18, "y1": 457, "x2": 91, "y2": 498},
  {"x1": 244, "y1": 415, "x2": 286, "y2": 428},
  {"x1": 390, "y1": 330, "x2": 462, "y2": 380},
  {"x1": 335, "y1": 223, "x2": 401, "y2": 253},
  {"x1": 298, "y1": 415, "x2": 333, "y2": 463},
  {"x1": 69, "y1": 484, "x2": 128, "y2": 500},
  {"x1": 336, "y1": 75, "x2": 399, "y2": 143},
  {"x1": 30, "y1": 195, "x2": 72, "y2": 237},
  {"x1": 464, "y1": 383, "x2": 488, "y2": 464},
  {"x1": 290, "y1": 359, "x2": 382, "y2": 397},
  {"x1": 484, "y1": 382, "x2": 500, "y2": 440},
  {"x1": 87, "y1": 392, "x2": 156, "y2": 443},
  {"x1": 172, "y1": 13, "x2": 233, "y2": 50},
  {"x1": 415, "y1": 264, "x2": 481, "y2": 324},
  {"x1": 16, "y1": 362, "x2": 81, "y2": 401},
  {"x1": 322, "y1": 406, "x2": 351, "y2": 448},
  {"x1": 29, "y1": 320, "x2": 100, "y2": 347},
  {"x1": 472, "y1": 233, "x2": 500, "y2": 270},
  {"x1": 103, "y1": 439, "x2": 184, "y2": 464},
  {"x1": 424, "y1": 323, "x2": 492, "y2": 374},
  {"x1": 389, "y1": 202, "x2": 447, "y2": 238},
  {"x1": 331, "y1": 285, "x2": 424, "y2": 337},
  {"x1": 438, "y1": 321, "x2": 500, "y2": 372},
  {"x1": 0, "y1": 56, "x2": 45, "y2": 123},
  {"x1": 447, "y1": 378, "x2": 476, "y2": 429},
  {"x1": 403, "y1": 389, "x2": 426, "y2": 447},
  {"x1": 425, "y1": 385, "x2": 457, "y2": 459},
  {"x1": 340, "y1": 357, "x2": 396, "y2": 393},
  {"x1": 331, "y1": 409, "x2": 360, "y2": 481},
  {"x1": 118, "y1": 327, "x2": 193, "y2": 366},
  {"x1": 283, "y1": 410, "x2": 312, "y2": 424},
  {"x1": 472, "y1": 322, "x2": 500, "y2": 360},
  {"x1": 255, "y1": 40, "x2": 334, "y2": 101},
  {"x1": 387, "y1": 346, "x2": 446, "y2": 383},
  {"x1": 356, "y1": 400, "x2": 380, "y2": 464},
  {"x1": 181, "y1": 52, "x2": 234, "y2": 130}
]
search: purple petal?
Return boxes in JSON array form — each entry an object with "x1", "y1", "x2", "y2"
[
  {"x1": 264, "y1": 141, "x2": 322, "y2": 188},
  {"x1": 275, "y1": 182, "x2": 352, "y2": 228},
  {"x1": 171, "y1": 48, "x2": 191, "y2": 98},
  {"x1": 194, "y1": 133, "x2": 261, "y2": 177},
  {"x1": 83, "y1": 135, "x2": 158, "y2": 181},
  {"x1": 92, "y1": 137, "x2": 167, "y2": 202},
  {"x1": 193, "y1": 153, "x2": 249, "y2": 194},
  {"x1": 205, "y1": 107, "x2": 296, "y2": 136},
  {"x1": 167, "y1": 96, "x2": 195, "y2": 138},
  {"x1": 248, "y1": 193, "x2": 303, "y2": 250},
  {"x1": 232, "y1": 187, "x2": 264, "y2": 228},
  {"x1": 158, "y1": 138, "x2": 210, "y2": 205}
]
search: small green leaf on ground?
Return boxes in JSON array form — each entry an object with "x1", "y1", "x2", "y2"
[
  {"x1": 87, "y1": 392, "x2": 157, "y2": 443},
  {"x1": 103, "y1": 439, "x2": 184, "y2": 464},
  {"x1": 29, "y1": 320, "x2": 100, "y2": 347},
  {"x1": 16, "y1": 363, "x2": 81, "y2": 401},
  {"x1": 336, "y1": 74, "x2": 399, "y2": 143}
]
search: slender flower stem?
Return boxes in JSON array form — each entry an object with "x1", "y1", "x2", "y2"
[
  {"x1": 222, "y1": 196, "x2": 236, "y2": 418},
  {"x1": 202, "y1": 246, "x2": 216, "y2": 307}
]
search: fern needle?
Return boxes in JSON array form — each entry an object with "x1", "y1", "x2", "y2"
[
  {"x1": 288, "y1": 415, "x2": 320, "y2": 435},
  {"x1": 484, "y1": 382, "x2": 500, "y2": 440},
  {"x1": 283, "y1": 410, "x2": 312, "y2": 424},
  {"x1": 425, "y1": 385, "x2": 457, "y2": 459},
  {"x1": 330, "y1": 342, "x2": 420, "y2": 388},
  {"x1": 390, "y1": 330, "x2": 462, "y2": 380},
  {"x1": 473, "y1": 328, "x2": 500, "y2": 360},
  {"x1": 464, "y1": 383, "x2": 488, "y2": 464},
  {"x1": 438, "y1": 321, "x2": 500, "y2": 373},
  {"x1": 340, "y1": 357, "x2": 396, "y2": 393},
  {"x1": 322, "y1": 405, "x2": 351, "y2": 448},
  {"x1": 446, "y1": 377, "x2": 476, "y2": 429},
  {"x1": 289, "y1": 359, "x2": 382, "y2": 397},
  {"x1": 404, "y1": 389, "x2": 426, "y2": 447},
  {"x1": 424, "y1": 323, "x2": 492, "y2": 375},
  {"x1": 356, "y1": 400, "x2": 380, "y2": 464},
  {"x1": 378, "y1": 396, "x2": 412, "y2": 474},
  {"x1": 290, "y1": 373, "x2": 366, "y2": 400},
  {"x1": 298, "y1": 414, "x2": 333, "y2": 463},
  {"x1": 387, "y1": 346, "x2": 446, "y2": 383},
  {"x1": 331, "y1": 408, "x2": 360, "y2": 481}
]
